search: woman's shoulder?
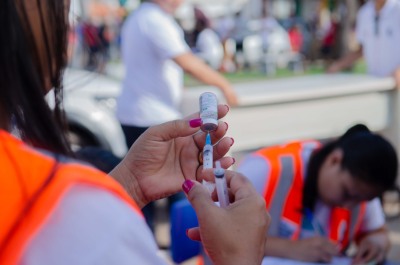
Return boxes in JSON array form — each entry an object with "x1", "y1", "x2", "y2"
[{"x1": 21, "y1": 184, "x2": 158, "y2": 265}]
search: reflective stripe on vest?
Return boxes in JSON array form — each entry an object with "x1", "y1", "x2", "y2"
[
  {"x1": 0, "y1": 130, "x2": 143, "y2": 264},
  {"x1": 329, "y1": 203, "x2": 367, "y2": 251},
  {"x1": 256, "y1": 140, "x2": 366, "y2": 250}
]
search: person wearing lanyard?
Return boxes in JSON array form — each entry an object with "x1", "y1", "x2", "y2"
[
  {"x1": 327, "y1": 0, "x2": 400, "y2": 87},
  {"x1": 237, "y1": 124, "x2": 397, "y2": 264}
]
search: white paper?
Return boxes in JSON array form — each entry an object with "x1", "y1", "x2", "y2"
[{"x1": 262, "y1": 256, "x2": 353, "y2": 265}]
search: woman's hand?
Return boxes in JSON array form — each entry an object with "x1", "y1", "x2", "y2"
[
  {"x1": 352, "y1": 229, "x2": 389, "y2": 265},
  {"x1": 222, "y1": 87, "x2": 239, "y2": 107},
  {"x1": 110, "y1": 105, "x2": 235, "y2": 208},
  {"x1": 289, "y1": 237, "x2": 339, "y2": 263},
  {"x1": 184, "y1": 170, "x2": 270, "y2": 265}
]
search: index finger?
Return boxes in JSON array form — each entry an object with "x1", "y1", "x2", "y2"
[{"x1": 353, "y1": 244, "x2": 371, "y2": 264}]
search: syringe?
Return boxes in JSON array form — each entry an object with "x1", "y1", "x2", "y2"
[
  {"x1": 203, "y1": 133, "x2": 213, "y2": 169},
  {"x1": 202, "y1": 133, "x2": 215, "y2": 193},
  {"x1": 214, "y1": 161, "x2": 230, "y2": 208}
]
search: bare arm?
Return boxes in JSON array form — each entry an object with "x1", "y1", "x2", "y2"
[
  {"x1": 174, "y1": 52, "x2": 239, "y2": 107},
  {"x1": 265, "y1": 237, "x2": 297, "y2": 259},
  {"x1": 353, "y1": 227, "x2": 390, "y2": 264},
  {"x1": 265, "y1": 237, "x2": 339, "y2": 263},
  {"x1": 393, "y1": 67, "x2": 400, "y2": 88},
  {"x1": 327, "y1": 47, "x2": 363, "y2": 73}
]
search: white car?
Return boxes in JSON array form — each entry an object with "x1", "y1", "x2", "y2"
[{"x1": 63, "y1": 68, "x2": 127, "y2": 157}]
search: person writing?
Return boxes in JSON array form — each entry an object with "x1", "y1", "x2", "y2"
[
  {"x1": 238, "y1": 124, "x2": 397, "y2": 264},
  {"x1": 327, "y1": 0, "x2": 400, "y2": 87},
  {"x1": 0, "y1": 1, "x2": 269, "y2": 264}
]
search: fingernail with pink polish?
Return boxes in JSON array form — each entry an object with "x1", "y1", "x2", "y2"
[
  {"x1": 224, "y1": 122, "x2": 229, "y2": 130},
  {"x1": 189, "y1": 118, "x2": 202, "y2": 128},
  {"x1": 225, "y1": 104, "x2": 230, "y2": 112},
  {"x1": 182, "y1": 179, "x2": 195, "y2": 194},
  {"x1": 232, "y1": 157, "x2": 236, "y2": 164},
  {"x1": 230, "y1": 138, "x2": 235, "y2": 146}
]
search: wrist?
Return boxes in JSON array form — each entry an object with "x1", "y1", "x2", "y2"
[
  {"x1": 361, "y1": 232, "x2": 390, "y2": 253},
  {"x1": 109, "y1": 161, "x2": 146, "y2": 208},
  {"x1": 214, "y1": 256, "x2": 261, "y2": 265},
  {"x1": 211, "y1": 245, "x2": 263, "y2": 265}
]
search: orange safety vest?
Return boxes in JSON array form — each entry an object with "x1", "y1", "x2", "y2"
[
  {"x1": 255, "y1": 140, "x2": 366, "y2": 251},
  {"x1": 0, "y1": 130, "x2": 143, "y2": 264}
]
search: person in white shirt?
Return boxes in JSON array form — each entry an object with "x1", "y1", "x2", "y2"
[
  {"x1": 116, "y1": 0, "x2": 238, "y2": 231},
  {"x1": 328, "y1": 0, "x2": 400, "y2": 87},
  {"x1": 116, "y1": 0, "x2": 238, "y2": 149}
]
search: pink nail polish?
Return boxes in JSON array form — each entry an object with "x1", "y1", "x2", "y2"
[
  {"x1": 182, "y1": 179, "x2": 195, "y2": 194},
  {"x1": 225, "y1": 104, "x2": 230, "y2": 112},
  {"x1": 189, "y1": 118, "x2": 202, "y2": 128},
  {"x1": 224, "y1": 122, "x2": 229, "y2": 130},
  {"x1": 230, "y1": 138, "x2": 235, "y2": 146}
]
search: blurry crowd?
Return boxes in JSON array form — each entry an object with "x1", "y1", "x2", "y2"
[{"x1": 67, "y1": 0, "x2": 356, "y2": 76}]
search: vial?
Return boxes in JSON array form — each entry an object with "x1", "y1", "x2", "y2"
[{"x1": 199, "y1": 92, "x2": 218, "y2": 132}]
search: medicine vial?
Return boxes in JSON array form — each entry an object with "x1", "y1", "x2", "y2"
[{"x1": 199, "y1": 92, "x2": 218, "y2": 132}]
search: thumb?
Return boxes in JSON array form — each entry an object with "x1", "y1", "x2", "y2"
[
  {"x1": 147, "y1": 119, "x2": 200, "y2": 141},
  {"x1": 186, "y1": 227, "x2": 202, "y2": 242},
  {"x1": 182, "y1": 180, "x2": 217, "y2": 217}
]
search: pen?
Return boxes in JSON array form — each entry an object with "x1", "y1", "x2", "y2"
[
  {"x1": 214, "y1": 161, "x2": 230, "y2": 208},
  {"x1": 304, "y1": 208, "x2": 324, "y2": 236}
]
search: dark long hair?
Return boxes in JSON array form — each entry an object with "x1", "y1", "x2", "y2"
[
  {"x1": 193, "y1": 7, "x2": 211, "y2": 45},
  {"x1": 303, "y1": 124, "x2": 398, "y2": 211},
  {"x1": 0, "y1": 0, "x2": 71, "y2": 155}
]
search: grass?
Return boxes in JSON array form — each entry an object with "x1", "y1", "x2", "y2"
[{"x1": 184, "y1": 60, "x2": 367, "y2": 87}]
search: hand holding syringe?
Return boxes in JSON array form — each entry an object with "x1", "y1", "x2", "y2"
[{"x1": 199, "y1": 92, "x2": 230, "y2": 207}]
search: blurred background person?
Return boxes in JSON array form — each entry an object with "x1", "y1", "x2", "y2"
[
  {"x1": 320, "y1": 15, "x2": 340, "y2": 63},
  {"x1": 116, "y1": 0, "x2": 238, "y2": 149},
  {"x1": 82, "y1": 20, "x2": 102, "y2": 70},
  {"x1": 327, "y1": 0, "x2": 400, "y2": 87},
  {"x1": 214, "y1": 13, "x2": 237, "y2": 73},
  {"x1": 288, "y1": 23, "x2": 304, "y2": 54},
  {"x1": 191, "y1": 7, "x2": 224, "y2": 70},
  {"x1": 115, "y1": 0, "x2": 238, "y2": 232}
]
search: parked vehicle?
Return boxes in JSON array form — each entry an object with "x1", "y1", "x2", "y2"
[{"x1": 62, "y1": 68, "x2": 127, "y2": 157}]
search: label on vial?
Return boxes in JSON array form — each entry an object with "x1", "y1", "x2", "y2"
[{"x1": 200, "y1": 92, "x2": 218, "y2": 131}]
